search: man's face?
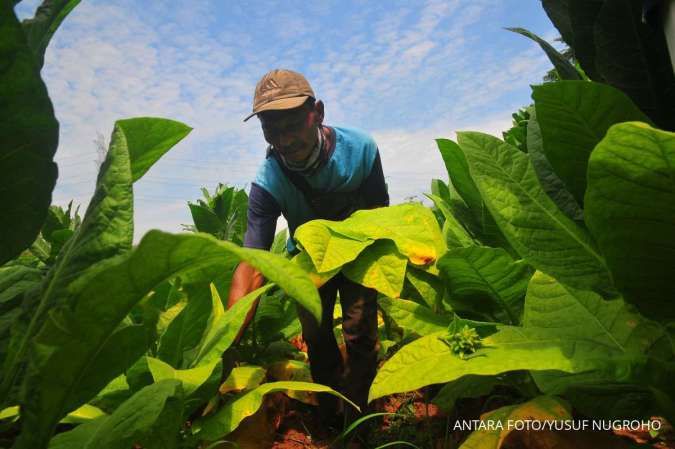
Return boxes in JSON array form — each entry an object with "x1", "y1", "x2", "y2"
[{"x1": 259, "y1": 100, "x2": 323, "y2": 162}]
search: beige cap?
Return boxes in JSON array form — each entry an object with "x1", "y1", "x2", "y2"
[{"x1": 243, "y1": 69, "x2": 315, "y2": 121}]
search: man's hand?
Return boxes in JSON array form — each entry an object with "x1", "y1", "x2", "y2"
[{"x1": 228, "y1": 261, "x2": 266, "y2": 343}]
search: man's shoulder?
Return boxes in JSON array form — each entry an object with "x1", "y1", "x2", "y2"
[{"x1": 333, "y1": 126, "x2": 377, "y2": 148}]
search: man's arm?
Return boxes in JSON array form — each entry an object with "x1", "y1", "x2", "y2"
[
  {"x1": 361, "y1": 149, "x2": 389, "y2": 208},
  {"x1": 229, "y1": 183, "x2": 281, "y2": 341}
]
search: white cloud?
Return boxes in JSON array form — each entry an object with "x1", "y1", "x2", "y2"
[
  {"x1": 373, "y1": 111, "x2": 514, "y2": 205},
  {"x1": 29, "y1": 0, "x2": 556, "y2": 242}
]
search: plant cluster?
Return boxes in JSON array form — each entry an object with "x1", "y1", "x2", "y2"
[{"x1": 1, "y1": 1, "x2": 674, "y2": 449}]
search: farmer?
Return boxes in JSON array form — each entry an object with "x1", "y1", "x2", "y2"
[{"x1": 227, "y1": 69, "x2": 389, "y2": 429}]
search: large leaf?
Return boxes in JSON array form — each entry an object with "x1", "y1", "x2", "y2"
[
  {"x1": 533, "y1": 81, "x2": 651, "y2": 204},
  {"x1": 436, "y1": 139, "x2": 511, "y2": 251},
  {"x1": 405, "y1": 266, "x2": 445, "y2": 311},
  {"x1": 0, "y1": 4, "x2": 58, "y2": 265},
  {"x1": 585, "y1": 122, "x2": 675, "y2": 322},
  {"x1": 47, "y1": 380, "x2": 184, "y2": 449},
  {"x1": 116, "y1": 117, "x2": 191, "y2": 182},
  {"x1": 253, "y1": 290, "x2": 302, "y2": 344},
  {"x1": 20, "y1": 0, "x2": 80, "y2": 70},
  {"x1": 15, "y1": 231, "x2": 320, "y2": 449},
  {"x1": 305, "y1": 204, "x2": 445, "y2": 267},
  {"x1": 194, "y1": 381, "x2": 356, "y2": 441},
  {"x1": 191, "y1": 284, "x2": 273, "y2": 366},
  {"x1": 2, "y1": 117, "x2": 191, "y2": 408},
  {"x1": 147, "y1": 356, "x2": 221, "y2": 415},
  {"x1": 157, "y1": 283, "x2": 216, "y2": 368},
  {"x1": 432, "y1": 375, "x2": 499, "y2": 412},
  {"x1": 0, "y1": 265, "x2": 43, "y2": 305},
  {"x1": 438, "y1": 246, "x2": 532, "y2": 325},
  {"x1": 506, "y1": 27, "x2": 580, "y2": 80},
  {"x1": 458, "y1": 396, "x2": 571, "y2": 449},
  {"x1": 147, "y1": 357, "x2": 220, "y2": 397},
  {"x1": 219, "y1": 366, "x2": 266, "y2": 394},
  {"x1": 342, "y1": 240, "x2": 408, "y2": 298},
  {"x1": 556, "y1": 383, "x2": 675, "y2": 421},
  {"x1": 526, "y1": 107, "x2": 583, "y2": 221},
  {"x1": 0, "y1": 403, "x2": 105, "y2": 424},
  {"x1": 378, "y1": 297, "x2": 451, "y2": 336},
  {"x1": 436, "y1": 139, "x2": 482, "y2": 214},
  {"x1": 456, "y1": 131, "x2": 611, "y2": 292},
  {"x1": 426, "y1": 193, "x2": 474, "y2": 248},
  {"x1": 594, "y1": 0, "x2": 675, "y2": 130},
  {"x1": 188, "y1": 203, "x2": 222, "y2": 235},
  {"x1": 291, "y1": 250, "x2": 340, "y2": 288},
  {"x1": 294, "y1": 221, "x2": 374, "y2": 273},
  {"x1": 524, "y1": 271, "x2": 673, "y2": 394},
  {"x1": 369, "y1": 325, "x2": 585, "y2": 401},
  {"x1": 541, "y1": 0, "x2": 573, "y2": 48}
]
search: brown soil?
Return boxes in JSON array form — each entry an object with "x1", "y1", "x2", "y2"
[{"x1": 222, "y1": 390, "x2": 675, "y2": 449}]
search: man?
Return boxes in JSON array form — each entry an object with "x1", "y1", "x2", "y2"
[{"x1": 227, "y1": 69, "x2": 389, "y2": 428}]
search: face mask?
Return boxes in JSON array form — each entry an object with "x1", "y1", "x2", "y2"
[{"x1": 278, "y1": 127, "x2": 324, "y2": 173}]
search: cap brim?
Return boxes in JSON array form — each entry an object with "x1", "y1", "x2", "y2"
[{"x1": 243, "y1": 96, "x2": 310, "y2": 122}]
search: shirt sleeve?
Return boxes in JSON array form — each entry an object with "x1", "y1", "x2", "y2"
[
  {"x1": 361, "y1": 149, "x2": 389, "y2": 208},
  {"x1": 243, "y1": 182, "x2": 281, "y2": 250}
]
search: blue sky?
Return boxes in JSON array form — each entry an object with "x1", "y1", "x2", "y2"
[{"x1": 16, "y1": 0, "x2": 559, "y2": 241}]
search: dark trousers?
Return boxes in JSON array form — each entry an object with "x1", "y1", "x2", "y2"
[{"x1": 296, "y1": 273, "x2": 379, "y2": 420}]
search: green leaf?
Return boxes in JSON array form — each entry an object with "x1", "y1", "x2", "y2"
[
  {"x1": 15, "y1": 231, "x2": 320, "y2": 449},
  {"x1": 20, "y1": 0, "x2": 80, "y2": 70},
  {"x1": 0, "y1": 4, "x2": 58, "y2": 265},
  {"x1": 219, "y1": 366, "x2": 266, "y2": 394},
  {"x1": 254, "y1": 290, "x2": 302, "y2": 344},
  {"x1": 342, "y1": 240, "x2": 408, "y2": 298},
  {"x1": 524, "y1": 271, "x2": 673, "y2": 397},
  {"x1": 436, "y1": 139, "x2": 512, "y2": 251},
  {"x1": 438, "y1": 247, "x2": 532, "y2": 325},
  {"x1": 556, "y1": 383, "x2": 675, "y2": 421},
  {"x1": 526, "y1": 107, "x2": 583, "y2": 221},
  {"x1": 2, "y1": 117, "x2": 191, "y2": 415},
  {"x1": 405, "y1": 267, "x2": 445, "y2": 311},
  {"x1": 533, "y1": 81, "x2": 651, "y2": 203},
  {"x1": 308, "y1": 204, "x2": 446, "y2": 267},
  {"x1": 458, "y1": 396, "x2": 571, "y2": 449},
  {"x1": 436, "y1": 139, "x2": 482, "y2": 215},
  {"x1": 294, "y1": 221, "x2": 374, "y2": 273},
  {"x1": 541, "y1": 0, "x2": 574, "y2": 50},
  {"x1": 59, "y1": 404, "x2": 106, "y2": 424},
  {"x1": 378, "y1": 297, "x2": 451, "y2": 336},
  {"x1": 0, "y1": 265, "x2": 43, "y2": 305},
  {"x1": 432, "y1": 375, "x2": 499, "y2": 412},
  {"x1": 147, "y1": 357, "x2": 220, "y2": 397},
  {"x1": 47, "y1": 418, "x2": 106, "y2": 449},
  {"x1": 189, "y1": 203, "x2": 223, "y2": 235},
  {"x1": 506, "y1": 27, "x2": 581, "y2": 80},
  {"x1": 369, "y1": 325, "x2": 584, "y2": 401},
  {"x1": 456, "y1": 131, "x2": 611, "y2": 292},
  {"x1": 594, "y1": 0, "x2": 675, "y2": 130},
  {"x1": 194, "y1": 381, "x2": 357, "y2": 440},
  {"x1": 430, "y1": 178, "x2": 452, "y2": 204},
  {"x1": 157, "y1": 282, "x2": 214, "y2": 368},
  {"x1": 270, "y1": 228, "x2": 288, "y2": 254},
  {"x1": 116, "y1": 117, "x2": 192, "y2": 182},
  {"x1": 426, "y1": 193, "x2": 474, "y2": 248},
  {"x1": 147, "y1": 356, "x2": 221, "y2": 415},
  {"x1": 291, "y1": 250, "x2": 340, "y2": 289},
  {"x1": 191, "y1": 284, "x2": 273, "y2": 366},
  {"x1": 585, "y1": 122, "x2": 675, "y2": 322},
  {"x1": 48, "y1": 379, "x2": 184, "y2": 449},
  {"x1": 0, "y1": 403, "x2": 105, "y2": 424}
]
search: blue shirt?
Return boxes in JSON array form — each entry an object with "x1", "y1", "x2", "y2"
[{"x1": 243, "y1": 126, "x2": 388, "y2": 251}]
